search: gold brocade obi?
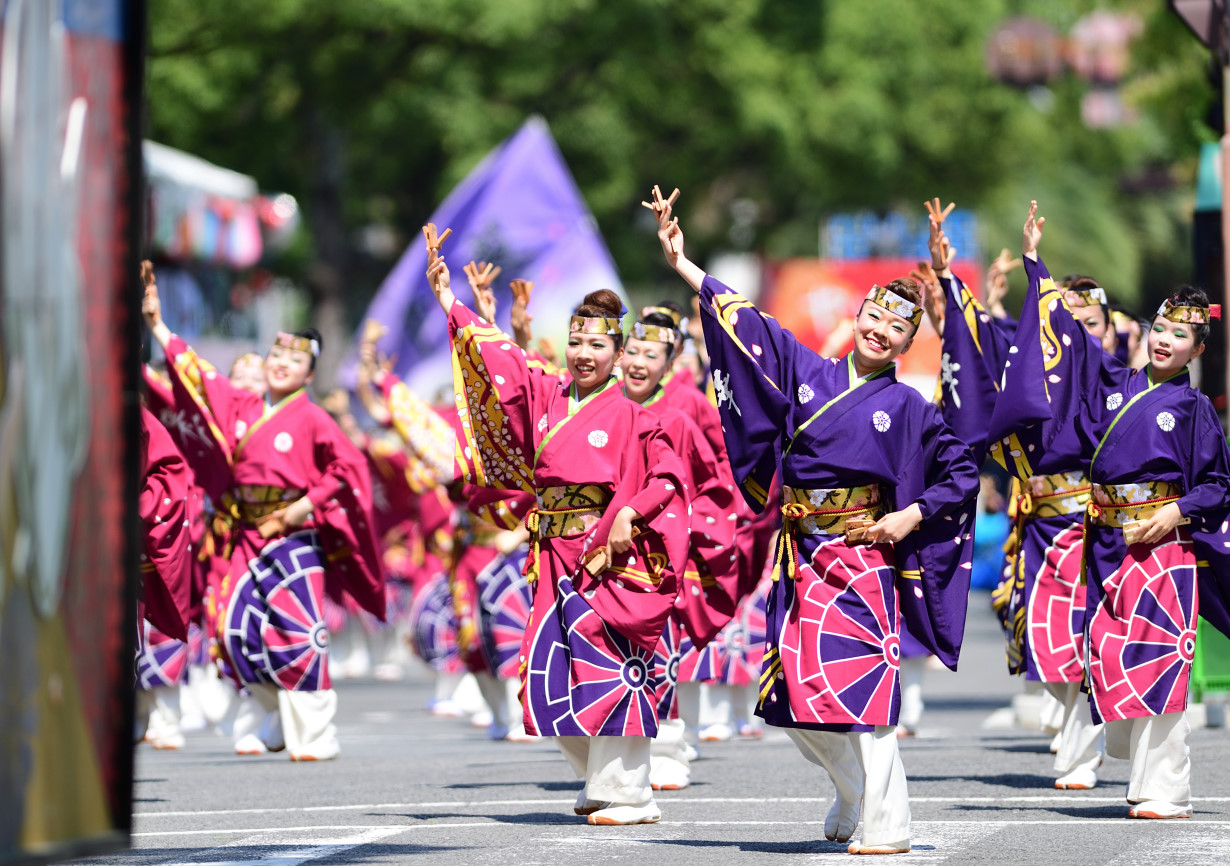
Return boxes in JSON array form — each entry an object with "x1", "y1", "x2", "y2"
[
  {"x1": 527, "y1": 484, "x2": 612, "y2": 539},
  {"x1": 781, "y1": 484, "x2": 885, "y2": 536},
  {"x1": 1088, "y1": 481, "x2": 1183, "y2": 528},
  {"x1": 1017, "y1": 472, "x2": 1092, "y2": 520},
  {"x1": 772, "y1": 484, "x2": 885, "y2": 582},
  {"x1": 232, "y1": 484, "x2": 307, "y2": 526}
]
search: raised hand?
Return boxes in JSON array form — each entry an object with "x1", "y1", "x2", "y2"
[
  {"x1": 423, "y1": 223, "x2": 456, "y2": 312},
  {"x1": 1022, "y1": 201, "x2": 1045, "y2": 260},
  {"x1": 642, "y1": 184, "x2": 684, "y2": 265},
  {"x1": 509, "y1": 279, "x2": 535, "y2": 348},
  {"x1": 140, "y1": 259, "x2": 173, "y2": 348},
  {"x1": 463, "y1": 260, "x2": 501, "y2": 322},
  {"x1": 927, "y1": 215, "x2": 957, "y2": 273},
  {"x1": 985, "y1": 249, "x2": 1019, "y2": 317}
]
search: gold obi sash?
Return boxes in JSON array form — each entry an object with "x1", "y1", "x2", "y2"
[
  {"x1": 527, "y1": 484, "x2": 612, "y2": 539},
  {"x1": 1088, "y1": 481, "x2": 1183, "y2": 528},
  {"x1": 523, "y1": 484, "x2": 613, "y2": 583},
  {"x1": 1016, "y1": 472, "x2": 1092, "y2": 520},
  {"x1": 205, "y1": 485, "x2": 306, "y2": 560},
  {"x1": 773, "y1": 484, "x2": 885, "y2": 581}
]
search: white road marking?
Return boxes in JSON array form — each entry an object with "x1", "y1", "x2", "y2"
[
  {"x1": 134, "y1": 817, "x2": 1230, "y2": 839},
  {"x1": 157, "y1": 826, "x2": 403, "y2": 865},
  {"x1": 134, "y1": 794, "x2": 1230, "y2": 819}
]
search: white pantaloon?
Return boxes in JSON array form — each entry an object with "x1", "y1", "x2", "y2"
[
  {"x1": 649, "y1": 717, "x2": 691, "y2": 788},
  {"x1": 136, "y1": 685, "x2": 183, "y2": 746},
  {"x1": 898, "y1": 656, "x2": 926, "y2": 730},
  {"x1": 1105, "y1": 711, "x2": 1191, "y2": 807},
  {"x1": 276, "y1": 687, "x2": 340, "y2": 760},
  {"x1": 787, "y1": 725, "x2": 910, "y2": 847},
  {"x1": 1043, "y1": 681, "x2": 1104, "y2": 778},
  {"x1": 556, "y1": 735, "x2": 653, "y2": 806}
]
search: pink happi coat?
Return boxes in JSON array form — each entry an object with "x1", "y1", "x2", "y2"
[{"x1": 450, "y1": 302, "x2": 690, "y2": 737}]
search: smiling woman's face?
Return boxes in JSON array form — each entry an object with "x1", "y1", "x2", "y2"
[
  {"x1": 565, "y1": 332, "x2": 620, "y2": 392},
  {"x1": 1147, "y1": 316, "x2": 1204, "y2": 376},
  {"x1": 265, "y1": 343, "x2": 314, "y2": 400},
  {"x1": 851, "y1": 301, "x2": 914, "y2": 372},
  {"x1": 620, "y1": 337, "x2": 671, "y2": 403}
]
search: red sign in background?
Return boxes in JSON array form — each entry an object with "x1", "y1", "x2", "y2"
[{"x1": 762, "y1": 257, "x2": 984, "y2": 391}]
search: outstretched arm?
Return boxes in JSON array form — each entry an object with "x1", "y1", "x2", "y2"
[
  {"x1": 142, "y1": 275, "x2": 174, "y2": 351},
  {"x1": 644, "y1": 185, "x2": 706, "y2": 292}
]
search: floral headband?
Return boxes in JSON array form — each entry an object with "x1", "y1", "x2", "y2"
[
  {"x1": 866, "y1": 285, "x2": 923, "y2": 328},
  {"x1": 275, "y1": 331, "x2": 320, "y2": 357},
  {"x1": 630, "y1": 321, "x2": 678, "y2": 344},
  {"x1": 1067, "y1": 286, "x2": 1107, "y2": 308},
  {"x1": 1156, "y1": 298, "x2": 1222, "y2": 324},
  {"x1": 569, "y1": 316, "x2": 623, "y2": 336},
  {"x1": 640, "y1": 305, "x2": 683, "y2": 327}
]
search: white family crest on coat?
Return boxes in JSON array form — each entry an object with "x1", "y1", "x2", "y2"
[
  {"x1": 274, "y1": 431, "x2": 294, "y2": 453},
  {"x1": 1156, "y1": 412, "x2": 1176, "y2": 432},
  {"x1": 236, "y1": 419, "x2": 248, "y2": 439},
  {"x1": 588, "y1": 430, "x2": 609, "y2": 448},
  {"x1": 872, "y1": 411, "x2": 891, "y2": 432},
  {"x1": 797, "y1": 384, "x2": 814, "y2": 405},
  {"x1": 1106, "y1": 393, "x2": 1123, "y2": 411}
]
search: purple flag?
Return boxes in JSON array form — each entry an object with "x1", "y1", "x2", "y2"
[{"x1": 348, "y1": 116, "x2": 623, "y2": 395}]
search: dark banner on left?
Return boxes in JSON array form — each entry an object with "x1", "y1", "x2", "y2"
[{"x1": 1, "y1": 0, "x2": 145, "y2": 862}]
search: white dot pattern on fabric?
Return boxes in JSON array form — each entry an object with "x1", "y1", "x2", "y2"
[
  {"x1": 1156, "y1": 411, "x2": 1176, "y2": 432},
  {"x1": 872, "y1": 411, "x2": 891, "y2": 433},
  {"x1": 588, "y1": 430, "x2": 609, "y2": 447},
  {"x1": 538, "y1": 414, "x2": 549, "y2": 433},
  {"x1": 274, "y1": 432, "x2": 294, "y2": 453},
  {"x1": 236, "y1": 420, "x2": 248, "y2": 439},
  {"x1": 1106, "y1": 393, "x2": 1123, "y2": 411}
]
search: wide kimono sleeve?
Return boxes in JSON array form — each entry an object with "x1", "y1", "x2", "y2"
[
  {"x1": 894, "y1": 401, "x2": 980, "y2": 670},
  {"x1": 448, "y1": 300, "x2": 547, "y2": 495},
  {"x1": 1182, "y1": 397, "x2": 1230, "y2": 640},
  {"x1": 697, "y1": 274, "x2": 801, "y2": 511},
  {"x1": 376, "y1": 371, "x2": 458, "y2": 491},
  {"x1": 308, "y1": 414, "x2": 387, "y2": 620},
  {"x1": 139, "y1": 408, "x2": 193, "y2": 641},
  {"x1": 986, "y1": 256, "x2": 1116, "y2": 479},
  {"x1": 161, "y1": 334, "x2": 247, "y2": 500},
  {"x1": 938, "y1": 273, "x2": 1013, "y2": 465}
]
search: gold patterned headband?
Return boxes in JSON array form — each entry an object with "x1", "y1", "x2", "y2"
[
  {"x1": 1156, "y1": 298, "x2": 1221, "y2": 324},
  {"x1": 866, "y1": 285, "x2": 923, "y2": 328},
  {"x1": 629, "y1": 321, "x2": 678, "y2": 345},
  {"x1": 569, "y1": 316, "x2": 623, "y2": 336},
  {"x1": 1067, "y1": 286, "x2": 1107, "y2": 308},
  {"x1": 640, "y1": 305, "x2": 683, "y2": 327},
  {"x1": 275, "y1": 331, "x2": 320, "y2": 357}
]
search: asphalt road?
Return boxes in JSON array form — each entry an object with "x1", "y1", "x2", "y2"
[{"x1": 72, "y1": 596, "x2": 1230, "y2": 866}]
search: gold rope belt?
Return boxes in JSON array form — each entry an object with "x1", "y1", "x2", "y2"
[
  {"x1": 522, "y1": 484, "x2": 613, "y2": 584},
  {"x1": 1016, "y1": 471, "x2": 1092, "y2": 520},
  {"x1": 772, "y1": 484, "x2": 885, "y2": 582},
  {"x1": 1088, "y1": 481, "x2": 1182, "y2": 528}
]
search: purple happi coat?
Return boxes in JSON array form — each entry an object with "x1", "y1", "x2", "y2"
[
  {"x1": 988, "y1": 256, "x2": 1230, "y2": 723},
  {"x1": 942, "y1": 273, "x2": 1090, "y2": 684},
  {"x1": 449, "y1": 302, "x2": 690, "y2": 738},
  {"x1": 698, "y1": 276, "x2": 979, "y2": 731}
]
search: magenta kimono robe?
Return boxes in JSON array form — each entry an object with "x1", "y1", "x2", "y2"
[
  {"x1": 698, "y1": 276, "x2": 979, "y2": 731},
  {"x1": 449, "y1": 301, "x2": 690, "y2": 737},
  {"x1": 162, "y1": 336, "x2": 385, "y2": 692},
  {"x1": 988, "y1": 256, "x2": 1230, "y2": 723},
  {"x1": 939, "y1": 274, "x2": 1090, "y2": 684},
  {"x1": 638, "y1": 395, "x2": 740, "y2": 717}
]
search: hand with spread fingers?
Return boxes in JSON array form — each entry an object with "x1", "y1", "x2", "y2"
[
  {"x1": 643, "y1": 184, "x2": 706, "y2": 292},
  {"x1": 424, "y1": 222, "x2": 456, "y2": 312},
  {"x1": 1022, "y1": 201, "x2": 1045, "y2": 261},
  {"x1": 926, "y1": 204, "x2": 957, "y2": 275},
  {"x1": 509, "y1": 279, "x2": 535, "y2": 349},
  {"x1": 985, "y1": 249, "x2": 1020, "y2": 319},
  {"x1": 464, "y1": 260, "x2": 502, "y2": 323}
]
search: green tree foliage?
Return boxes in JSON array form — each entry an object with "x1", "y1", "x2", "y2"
[{"x1": 147, "y1": 0, "x2": 1217, "y2": 368}]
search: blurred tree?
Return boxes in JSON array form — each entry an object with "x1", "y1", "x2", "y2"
[{"x1": 148, "y1": 0, "x2": 1217, "y2": 384}]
